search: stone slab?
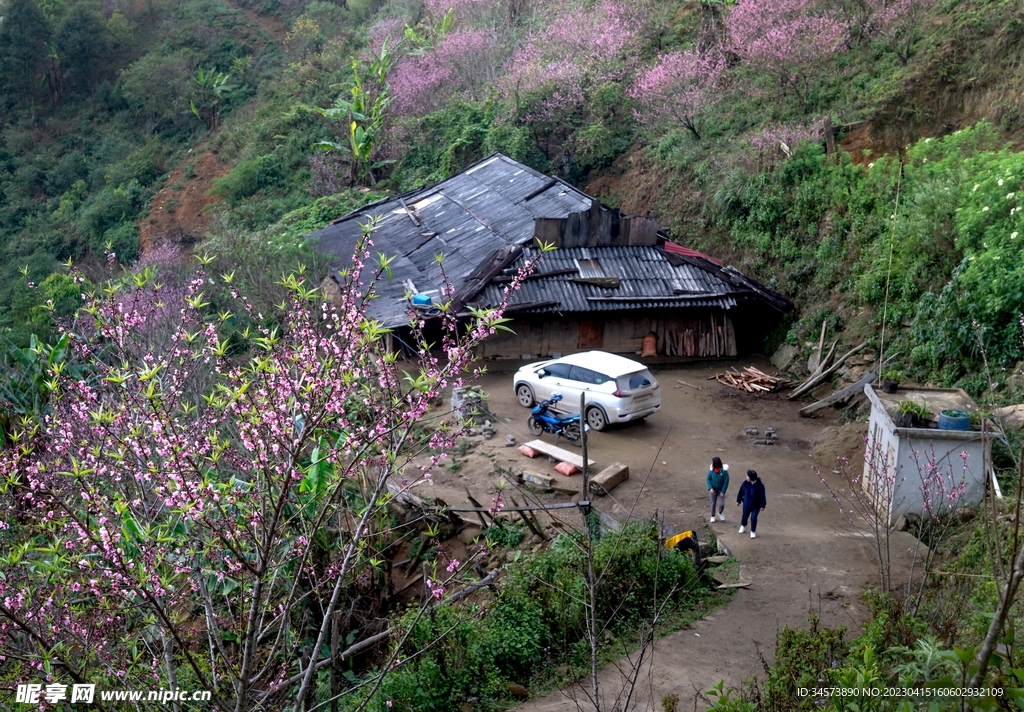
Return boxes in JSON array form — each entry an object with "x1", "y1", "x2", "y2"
[
  {"x1": 590, "y1": 462, "x2": 629, "y2": 495},
  {"x1": 521, "y1": 471, "x2": 579, "y2": 495}
]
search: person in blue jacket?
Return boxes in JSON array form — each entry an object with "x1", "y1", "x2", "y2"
[
  {"x1": 736, "y1": 469, "x2": 767, "y2": 539},
  {"x1": 706, "y1": 457, "x2": 730, "y2": 524}
]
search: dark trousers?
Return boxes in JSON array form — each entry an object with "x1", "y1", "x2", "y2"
[{"x1": 741, "y1": 506, "x2": 760, "y2": 532}]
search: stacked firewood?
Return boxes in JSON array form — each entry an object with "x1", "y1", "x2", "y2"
[{"x1": 710, "y1": 367, "x2": 790, "y2": 393}]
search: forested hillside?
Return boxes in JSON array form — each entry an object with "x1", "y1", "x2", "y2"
[
  {"x1": 2, "y1": 0, "x2": 1024, "y2": 393},
  {"x1": 6, "y1": 1, "x2": 1024, "y2": 709}
]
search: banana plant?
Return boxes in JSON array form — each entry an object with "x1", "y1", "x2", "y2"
[
  {"x1": 190, "y1": 67, "x2": 234, "y2": 130},
  {"x1": 0, "y1": 332, "x2": 82, "y2": 428},
  {"x1": 315, "y1": 40, "x2": 398, "y2": 186},
  {"x1": 404, "y1": 7, "x2": 453, "y2": 56}
]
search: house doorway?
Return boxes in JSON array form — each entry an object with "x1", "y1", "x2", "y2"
[{"x1": 578, "y1": 321, "x2": 604, "y2": 349}]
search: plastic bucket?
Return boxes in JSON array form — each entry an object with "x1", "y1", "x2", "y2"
[{"x1": 938, "y1": 409, "x2": 971, "y2": 431}]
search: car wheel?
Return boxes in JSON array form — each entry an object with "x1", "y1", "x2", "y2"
[
  {"x1": 586, "y1": 406, "x2": 608, "y2": 432},
  {"x1": 516, "y1": 383, "x2": 535, "y2": 408},
  {"x1": 527, "y1": 416, "x2": 543, "y2": 436}
]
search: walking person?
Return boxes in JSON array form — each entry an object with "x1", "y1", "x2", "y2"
[
  {"x1": 707, "y1": 457, "x2": 730, "y2": 524},
  {"x1": 736, "y1": 470, "x2": 767, "y2": 539}
]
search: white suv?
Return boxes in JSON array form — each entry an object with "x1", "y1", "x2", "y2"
[{"x1": 513, "y1": 351, "x2": 661, "y2": 431}]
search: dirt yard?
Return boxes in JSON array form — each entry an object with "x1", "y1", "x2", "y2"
[{"x1": 415, "y1": 356, "x2": 918, "y2": 711}]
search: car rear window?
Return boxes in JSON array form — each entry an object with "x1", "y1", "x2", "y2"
[
  {"x1": 568, "y1": 366, "x2": 611, "y2": 385},
  {"x1": 618, "y1": 370, "x2": 655, "y2": 391}
]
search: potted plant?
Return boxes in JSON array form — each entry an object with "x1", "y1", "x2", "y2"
[
  {"x1": 880, "y1": 368, "x2": 904, "y2": 394},
  {"x1": 897, "y1": 399, "x2": 930, "y2": 428},
  {"x1": 969, "y1": 410, "x2": 991, "y2": 431},
  {"x1": 939, "y1": 409, "x2": 972, "y2": 431}
]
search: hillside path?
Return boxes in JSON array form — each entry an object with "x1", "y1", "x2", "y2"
[{"x1": 432, "y1": 361, "x2": 921, "y2": 711}]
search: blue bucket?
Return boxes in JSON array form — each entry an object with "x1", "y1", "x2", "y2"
[{"x1": 938, "y1": 409, "x2": 971, "y2": 431}]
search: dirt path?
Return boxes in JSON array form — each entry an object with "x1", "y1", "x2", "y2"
[
  {"x1": 140, "y1": 145, "x2": 232, "y2": 249},
  {"x1": 139, "y1": 6, "x2": 287, "y2": 251},
  {"x1": 420, "y1": 358, "x2": 916, "y2": 711}
]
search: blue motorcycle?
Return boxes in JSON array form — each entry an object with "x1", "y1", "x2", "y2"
[{"x1": 528, "y1": 394, "x2": 583, "y2": 446}]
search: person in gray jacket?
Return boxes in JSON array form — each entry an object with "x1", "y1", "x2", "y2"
[{"x1": 706, "y1": 457, "x2": 730, "y2": 524}]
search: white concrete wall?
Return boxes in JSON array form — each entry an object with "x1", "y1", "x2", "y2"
[
  {"x1": 863, "y1": 404, "x2": 901, "y2": 522},
  {"x1": 862, "y1": 386, "x2": 990, "y2": 525},
  {"x1": 890, "y1": 433, "x2": 988, "y2": 524}
]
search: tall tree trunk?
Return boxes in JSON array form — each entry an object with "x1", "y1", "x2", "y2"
[
  {"x1": 969, "y1": 542, "x2": 1024, "y2": 687},
  {"x1": 330, "y1": 611, "x2": 340, "y2": 712},
  {"x1": 970, "y1": 453, "x2": 1024, "y2": 687}
]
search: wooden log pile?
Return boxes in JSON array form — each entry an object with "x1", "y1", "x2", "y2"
[
  {"x1": 666, "y1": 314, "x2": 736, "y2": 358},
  {"x1": 710, "y1": 367, "x2": 790, "y2": 393},
  {"x1": 787, "y1": 341, "x2": 867, "y2": 400}
]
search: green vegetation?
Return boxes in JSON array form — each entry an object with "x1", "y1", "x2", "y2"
[
  {"x1": 897, "y1": 399, "x2": 930, "y2": 420},
  {"x1": 1, "y1": 0, "x2": 1022, "y2": 405},
  {"x1": 0, "y1": 0, "x2": 282, "y2": 344},
  {"x1": 354, "y1": 520, "x2": 711, "y2": 711},
  {"x1": 664, "y1": 122, "x2": 1024, "y2": 397},
  {"x1": 707, "y1": 504, "x2": 1024, "y2": 711},
  {"x1": 881, "y1": 368, "x2": 906, "y2": 383}
]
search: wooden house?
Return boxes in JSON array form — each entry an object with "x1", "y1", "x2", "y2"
[{"x1": 310, "y1": 153, "x2": 792, "y2": 359}]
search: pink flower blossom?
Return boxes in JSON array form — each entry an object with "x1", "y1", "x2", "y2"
[
  {"x1": 501, "y1": 0, "x2": 641, "y2": 121},
  {"x1": 726, "y1": 0, "x2": 847, "y2": 107},
  {"x1": 426, "y1": 579, "x2": 446, "y2": 600},
  {"x1": 390, "y1": 28, "x2": 506, "y2": 117},
  {"x1": 631, "y1": 50, "x2": 726, "y2": 139}
]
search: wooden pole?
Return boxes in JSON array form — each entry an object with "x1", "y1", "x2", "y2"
[
  {"x1": 464, "y1": 487, "x2": 491, "y2": 528},
  {"x1": 443, "y1": 503, "x2": 580, "y2": 513},
  {"x1": 509, "y1": 495, "x2": 544, "y2": 539},
  {"x1": 581, "y1": 392, "x2": 590, "y2": 498}
]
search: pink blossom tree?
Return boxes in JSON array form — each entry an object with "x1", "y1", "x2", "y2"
[
  {"x1": 826, "y1": 0, "x2": 933, "y2": 58},
  {"x1": 502, "y1": 0, "x2": 641, "y2": 122},
  {"x1": 0, "y1": 222, "x2": 548, "y2": 710},
  {"x1": 390, "y1": 27, "x2": 506, "y2": 117},
  {"x1": 367, "y1": 16, "x2": 407, "y2": 56},
  {"x1": 630, "y1": 50, "x2": 726, "y2": 140},
  {"x1": 425, "y1": 0, "x2": 534, "y2": 29},
  {"x1": 726, "y1": 0, "x2": 848, "y2": 111},
  {"x1": 874, "y1": 0, "x2": 933, "y2": 64}
]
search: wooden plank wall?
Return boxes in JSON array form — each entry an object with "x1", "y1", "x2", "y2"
[
  {"x1": 663, "y1": 311, "x2": 737, "y2": 358},
  {"x1": 476, "y1": 310, "x2": 737, "y2": 359},
  {"x1": 532, "y1": 207, "x2": 659, "y2": 249},
  {"x1": 477, "y1": 318, "x2": 580, "y2": 359}
]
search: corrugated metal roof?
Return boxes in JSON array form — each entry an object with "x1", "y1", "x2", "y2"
[
  {"x1": 476, "y1": 245, "x2": 757, "y2": 315},
  {"x1": 309, "y1": 153, "x2": 592, "y2": 327}
]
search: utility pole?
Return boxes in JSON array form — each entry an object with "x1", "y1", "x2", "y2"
[
  {"x1": 578, "y1": 391, "x2": 600, "y2": 709},
  {"x1": 577, "y1": 395, "x2": 593, "y2": 518}
]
